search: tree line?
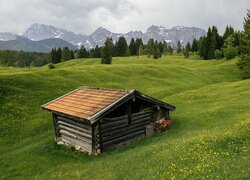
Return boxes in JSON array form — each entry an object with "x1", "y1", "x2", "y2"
[
  {"x1": 179, "y1": 9, "x2": 249, "y2": 78},
  {"x1": 100, "y1": 37, "x2": 174, "y2": 64},
  {"x1": 49, "y1": 37, "x2": 174, "y2": 65},
  {"x1": 181, "y1": 25, "x2": 241, "y2": 60},
  {"x1": 0, "y1": 50, "x2": 49, "y2": 67}
]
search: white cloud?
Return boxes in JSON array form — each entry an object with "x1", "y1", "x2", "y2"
[{"x1": 0, "y1": 0, "x2": 249, "y2": 34}]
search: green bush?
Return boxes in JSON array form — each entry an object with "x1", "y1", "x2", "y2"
[
  {"x1": 48, "y1": 63, "x2": 55, "y2": 69},
  {"x1": 223, "y1": 46, "x2": 237, "y2": 60},
  {"x1": 214, "y1": 49, "x2": 223, "y2": 60}
]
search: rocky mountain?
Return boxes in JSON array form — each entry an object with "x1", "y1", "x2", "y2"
[
  {"x1": 0, "y1": 37, "x2": 77, "y2": 53},
  {"x1": 0, "y1": 23, "x2": 206, "y2": 52},
  {"x1": 23, "y1": 23, "x2": 87, "y2": 46},
  {"x1": 0, "y1": 32, "x2": 20, "y2": 41},
  {"x1": 22, "y1": 23, "x2": 206, "y2": 49}
]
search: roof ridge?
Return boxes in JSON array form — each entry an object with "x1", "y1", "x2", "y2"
[{"x1": 80, "y1": 86, "x2": 133, "y2": 93}]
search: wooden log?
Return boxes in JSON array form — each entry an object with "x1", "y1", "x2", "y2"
[
  {"x1": 57, "y1": 120, "x2": 92, "y2": 135},
  {"x1": 61, "y1": 135, "x2": 92, "y2": 152},
  {"x1": 103, "y1": 134, "x2": 145, "y2": 151},
  {"x1": 92, "y1": 122, "x2": 101, "y2": 154},
  {"x1": 103, "y1": 115, "x2": 128, "y2": 122},
  {"x1": 58, "y1": 124, "x2": 92, "y2": 139},
  {"x1": 53, "y1": 114, "x2": 60, "y2": 139},
  {"x1": 101, "y1": 117, "x2": 150, "y2": 133},
  {"x1": 101, "y1": 118, "x2": 128, "y2": 129},
  {"x1": 102, "y1": 120, "x2": 150, "y2": 138},
  {"x1": 131, "y1": 117, "x2": 151, "y2": 124},
  {"x1": 59, "y1": 129, "x2": 92, "y2": 144},
  {"x1": 102, "y1": 126, "x2": 146, "y2": 142},
  {"x1": 102, "y1": 112, "x2": 151, "y2": 128},
  {"x1": 131, "y1": 113, "x2": 152, "y2": 122},
  {"x1": 57, "y1": 116, "x2": 91, "y2": 130},
  {"x1": 101, "y1": 122, "x2": 128, "y2": 132},
  {"x1": 131, "y1": 111, "x2": 152, "y2": 118},
  {"x1": 102, "y1": 130, "x2": 145, "y2": 148}
]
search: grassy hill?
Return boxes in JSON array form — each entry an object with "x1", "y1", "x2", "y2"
[{"x1": 0, "y1": 55, "x2": 249, "y2": 179}]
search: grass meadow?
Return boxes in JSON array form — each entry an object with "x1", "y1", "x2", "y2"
[{"x1": 0, "y1": 55, "x2": 249, "y2": 179}]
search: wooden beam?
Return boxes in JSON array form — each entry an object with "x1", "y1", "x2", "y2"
[
  {"x1": 103, "y1": 134, "x2": 145, "y2": 151},
  {"x1": 58, "y1": 124, "x2": 92, "y2": 139},
  {"x1": 101, "y1": 118, "x2": 128, "y2": 129},
  {"x1": 59, "y1": 129, "x2": 92, "y2": 144},
  {"x1": 131, "y1": 114, "x2": 152, "y2": 122},
  {"x1": 102, "y1": 120, "x2": 150, "y2": 137},
  {"x1": 57, "y1": 116, "x2": 92, "y2": 130},
  {"x1": 131, "y1": 111, "x2": 152, "y2": 118},
  {"x1": 103, "y1": 115, "x2": 128, "y2": 122},
  {"x1": 61, "y1": 135, "x2": 92, "y2": 153},
  {"x1": 102, "y1": 126, "x2": 146, "y2": 142},
  {"x1": 102, "y1": 130, "x2": 145, "y2": 148},
  {"x1": 57, "y1": 120, "x2": 92, "y2": 134},
  {"x1": 52, "y1": 113, "x2": 59, "y2": 140}
]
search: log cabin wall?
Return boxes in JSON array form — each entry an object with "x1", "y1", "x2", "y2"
[
  {"x1": 52, "y1": 113, "x2": 93, "y2": 153},
  {"x1": 153, "y1": 107, "x2": 168, "y2": 122},
  {"x1": 100, "y1": 111, "x2": 152, "y2": 151}
]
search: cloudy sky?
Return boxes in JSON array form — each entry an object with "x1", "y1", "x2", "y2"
[{"x1": 0, "y1": 0, "x2": 249, "y2": 35}]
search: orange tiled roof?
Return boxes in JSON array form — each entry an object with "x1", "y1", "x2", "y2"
[{"x1": 42, "y1": 87, "x2": 132, "y2": 120}]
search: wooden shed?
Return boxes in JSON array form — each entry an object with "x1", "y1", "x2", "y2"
[{"x1": 42, "y1": 87, "x2": 176, "y2": 154}]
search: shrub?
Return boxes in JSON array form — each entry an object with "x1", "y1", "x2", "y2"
[
  {"x1": 48, "y1": 63, "x2": 55, "y2": 69},
  {"x1": 223, "y1": 46, "x2": 237, "y2": 60},
  {"x1": 30, "y1": 61, "x2": 36, "y2": 67},
  {"x1": 214, "y1": 49, "x2": 223, "y2": 60}
]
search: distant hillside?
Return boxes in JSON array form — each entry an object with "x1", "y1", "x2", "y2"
[{"x1": 0, "y1": 37, "x2": 77, "y2": 52}]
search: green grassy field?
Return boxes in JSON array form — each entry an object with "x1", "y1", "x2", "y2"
[{"x1": 0, "y1": 55, "x2": 249, "y2": 179}]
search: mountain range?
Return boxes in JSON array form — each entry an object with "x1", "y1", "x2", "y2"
[{"x1": 0, "y1": 23, "x2": 206, "y2": 52}]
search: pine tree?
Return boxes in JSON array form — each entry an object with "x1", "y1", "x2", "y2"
[
  {"x1": 62, "y1": 47, "x2": 72, "y2": 61},
  {"x1": 101, "y1": 38, "x2": 112, "y2": 64},
  {"x1": 125, "y1": 47, "x2": 131, "y2": 56},
  {"x1": 116, "y1": 36, "x2": 128, "y2": 57},
  {"x1": 78, "y1": 46, "x2": 88, "y2": 58},
  {"x1": 199, "y1": 27, "x2": 215, "y2": 60},
  {"x1": 138, "y1": 45, "x2": 144, "y2": 57},
  {"x1": 129, "y1": 38, "x2": 136, "y2": 56},
  {"x1": 158, "y1": 42, "x2": 164, "y2": 55},
  {"x1": 162, "y1": 42, "x2": 168, "y2": 55},
  {"x1": 109, "y1": 38, "x2": 116, "y2": 57},
  {"x1": 50, "y1": 48, "x2": 57, "y2": 64},
  {"x1": 93, "y1": 45, "x2": 101, "y2": 58},
  {"x1": 70, "y1": 50, "x2": 75, "y2": 59},
  {"x1": 147, "y1": 38, "x2": 155, "y2": 55},
  {"x1": 223, "y1": 25, "x2": 235, "y2": 41},
  {"x1": 135, "y1": 38, "x2": 143, "y2": 55},
  {"x1": 237, "y1": 10, "x2": 250, "y2": 78},
  {"x1": 56, "y1": 48, "x2": 62, "y2": 63},
  {"x1": 78, "y1": 46, "x2": 84, "y2": 58},
  {"x1": 191, "y1": 39, "x2": 198, "y2": 52},
  {"x1": 176, "y1": 41, "x2": 182, "y2": 53},
  {"x1": 207, "y1": 27, "x2": 215, "y2": 59},
  {"x1": 211, "y1": 26, "x2": 221, "y2": 50},
  {"x1": 184, "y1": 42, "x2": 190, "y2": 58},
  {"x1": 168, "y1": 46, "x2": 173, "y2": 55},
  {"x1": 153, "y1": 43, "x2": 159, "y2": 59}
]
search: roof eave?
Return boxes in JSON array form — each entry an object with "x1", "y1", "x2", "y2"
[
  {"x1": 88, "y1": 90, "x2": 135, "y2": 124},
  {"x1": 134, "y1": 91, "x2": 176, "y2": 111}
]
